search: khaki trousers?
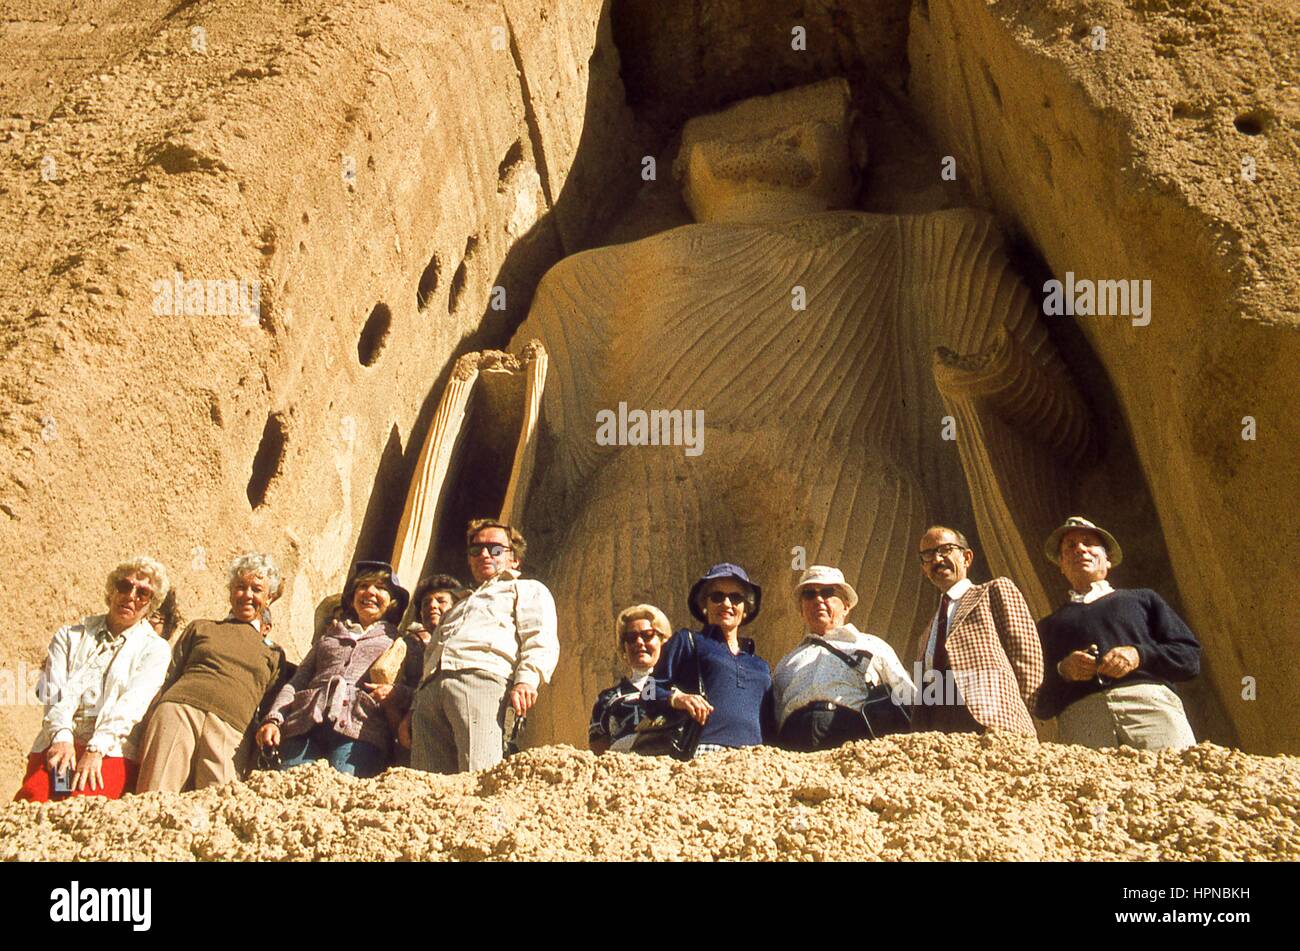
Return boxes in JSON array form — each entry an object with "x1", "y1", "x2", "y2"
[
  {"x1": 1057, "y1": 683, "x2": 1196, "y2": 751},
  {"x1": 410, "y1": 668, "x2": 508, "y2": 774},
  {"x1": 136, "y1": 700, "x2": 247, "y2": 792}
]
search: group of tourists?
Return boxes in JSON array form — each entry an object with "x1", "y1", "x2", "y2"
[{"x1": 14, "y1": 512, "x2": 1202, "y2": 804}]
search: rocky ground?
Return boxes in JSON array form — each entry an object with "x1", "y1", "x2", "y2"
[{"x1": 3, "y1": 733, "x2": 1296, "y2": 861}]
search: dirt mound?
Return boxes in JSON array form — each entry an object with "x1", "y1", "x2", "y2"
[{"x1": 4, "y1": 734, "x2": 1296, "y2": 861}]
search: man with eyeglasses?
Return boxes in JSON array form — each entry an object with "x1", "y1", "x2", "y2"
[
  {"x1": 771, "y1": 566, "x2": 915, "y2": 751},
  {"x1": 910, "y1": 526, "x2": 1042, "y2": 735},
  {"x1": 405, "y1": 518, "x2": 559, "y2": 773}
]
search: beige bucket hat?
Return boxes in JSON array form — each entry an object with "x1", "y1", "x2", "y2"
[
  {"x1": 1044, "y1": 516, "x2": 1123, "y2": 567},
  {"x1": 792, "y1": 565, "x2": 859, "y2": 611}
]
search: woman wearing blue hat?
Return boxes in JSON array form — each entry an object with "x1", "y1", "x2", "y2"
[
  {"x1": 256, "y1": 560, "x2": 408, "y2": 778},
  {"x1": 649, "y1": 563, "x2": 774, "y2": 756}
]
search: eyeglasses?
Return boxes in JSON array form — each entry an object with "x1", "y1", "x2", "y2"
[
  {"x1": 467, "y1": 543, "x2": 512, "y2": 558},
  {"x1": 706, "y1": 591, "x2": 746, "y2": 606},
  {"x1": 622, "y1": 629, "x2": 659, "y2": 644},
  {"x1": 799, "y1": 586, "x2": 840, "y2": 601},
  {"x1": 918, "y1": 544, "x2": 966, "y2": 564},
  {"x1": 114, "y1": 579, "x2": 155, "y2": 602}
]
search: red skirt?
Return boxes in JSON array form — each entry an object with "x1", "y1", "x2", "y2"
[{"x1": 13, "y1": 748, "x2": 139, "y2": 802}]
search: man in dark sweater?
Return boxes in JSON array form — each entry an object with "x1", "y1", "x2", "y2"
[{"x1": 1036, "y1": 516, "x2": 1199, "y2": 750}]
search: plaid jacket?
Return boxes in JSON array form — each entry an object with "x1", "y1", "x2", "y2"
[{"x1": 908, "y1": 577, "x2": 1043, "y2": 735}]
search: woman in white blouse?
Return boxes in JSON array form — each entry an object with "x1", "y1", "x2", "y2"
[{"x1": 14, "y1": 556, "x2": 172, "y2": 802}]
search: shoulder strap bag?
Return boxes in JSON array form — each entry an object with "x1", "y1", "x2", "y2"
[{"x1": 812, "y1": 638, "x2": 912, "y2": 739}]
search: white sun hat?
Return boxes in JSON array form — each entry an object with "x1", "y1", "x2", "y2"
[{"x1": 792, "y1": 565, "x2": 859, "y2": 611}]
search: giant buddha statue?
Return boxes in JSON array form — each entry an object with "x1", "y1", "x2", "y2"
[{"x1": 499, "y1": 78, "x2": 1096, "y2": 745}]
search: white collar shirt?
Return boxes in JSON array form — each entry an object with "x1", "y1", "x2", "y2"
[
  {"x1": 772, "y1": 623, "x2": 916, "y2": 728},
  {"x1": 36, "y1": 615, "x2": 172, "y2": 757},
  {"x1": 421, "y1": 568, "x2": 559, "y2": 689},
  {"x1": 924, "y1": 577, "x2": 973, "y2": 671},
  {"x1": 1068, "y1": 580, "x2": 1115, "y2": 604}
]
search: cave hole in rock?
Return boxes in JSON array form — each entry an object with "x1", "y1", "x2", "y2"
[
  {"x1": 247, "y1": 412, "x2": 287, "y2": 509},
  {"x1": 448, "y1": 261, "x2": 468, "y2": 314},
  {"x1": 497, "y1": 139, "x2": 524, "y2": 187},
  {"x1": 1233, "y1": 112, "x2": 1266, "y2": 135},
  {"x1": 417, "y1": 254, "x2": 441, "y2": 311},
  {"x1": 447, "y1": 236, "x2": 478, "y2": 314},
  {"x1": 357, "y1": 302, "x2": 392, "y2": 366}
]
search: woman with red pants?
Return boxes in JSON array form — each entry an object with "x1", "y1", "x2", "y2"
[{"x1": 14, "y1": 557, "x2": 172, "y2": 802}]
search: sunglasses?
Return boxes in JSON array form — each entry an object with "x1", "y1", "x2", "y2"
[
  {"x1": 799, "y1": 586, "x2": 840, "y2": 601},
  {"x1": 467, "y1": 543, "x2": 512, "y2": 558},
  {"x1": 706, "y1": 591, "x2": 746, "y2": 606},
  {"x1": 114, "y1": 579, "x2": 155, "y2": 602},
  {"x1": 621, "y1": 629, "x2": 659, "y2": 644}
]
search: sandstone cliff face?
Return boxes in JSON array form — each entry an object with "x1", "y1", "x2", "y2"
[
  {"x1": 0, "y1": 0, "x2": 1294, "y2": 803},
  {"x1": 0, "y1": 0, "x2": 638, "y2": 794}
]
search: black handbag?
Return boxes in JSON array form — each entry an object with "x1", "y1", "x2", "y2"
[
  {"x1": 813, "y1": 638, "x2": 912, "y2": 739},
  {"x1": 630, "y1": 632, "x2": 705, "y2": 761}
]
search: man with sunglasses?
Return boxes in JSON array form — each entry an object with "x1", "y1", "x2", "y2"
[
  {"x1": 406, "y1": 518, "x2": 558, "y2": 773},
  {"x1": 15, "y1": 557, "x2": 171, "y2": 801},
  {"x1": 910, "y1": 526, "x2": 1042, "y2": 735},
  {"x1": 772, "y1": 566, "x2": 915, "y2": 751}
]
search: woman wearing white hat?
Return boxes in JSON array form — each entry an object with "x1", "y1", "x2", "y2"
[{"x1": 771, "y1": 565, "x2": 915, "y2": 751}]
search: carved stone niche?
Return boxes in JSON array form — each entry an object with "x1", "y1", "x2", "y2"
[{"x1": 410, "y1": 79, "x2": 1115, "y2": 748}]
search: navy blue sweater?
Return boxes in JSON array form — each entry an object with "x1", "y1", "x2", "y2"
[
  {"x1": 1035, "y1": 588, "x2": 1200, "y2": 720},
  {"x1": 651, "y1": 626, "x2": 774, "y2": 748}
]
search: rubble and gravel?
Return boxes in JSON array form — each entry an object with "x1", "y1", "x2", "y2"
[{"x1": 3, "y1": 733, "x2": 1296, "y2": 861}]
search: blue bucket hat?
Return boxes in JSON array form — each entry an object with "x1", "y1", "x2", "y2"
[{"x1": 688, "y1": 562, "x2": 762, "y2": 625}]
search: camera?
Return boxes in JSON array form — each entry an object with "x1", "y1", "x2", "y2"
[{"x1": 50, "y1": 765, "x2": 73, "y2": 797}]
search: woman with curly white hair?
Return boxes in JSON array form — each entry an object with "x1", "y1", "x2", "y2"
[
  {"x1": 13, "y1": 556, "x2": 172, "y2": 802},
  {"x1": 136, "y1": 552, "x2": 286, "y2": 792}
]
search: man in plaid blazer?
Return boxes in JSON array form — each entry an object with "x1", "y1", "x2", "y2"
[{"x1": 908, "y1": 526, "x2": 1043, "y2": 735}]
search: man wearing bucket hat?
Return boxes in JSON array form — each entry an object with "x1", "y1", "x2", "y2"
[
  {"x1": 1036, "y1": 516, "x2": 1200, "y2": 750},
  {"x1": 910, "y1": 526, "x2": 1042, "y2": 735},
  {"x1": 772, "y1": 566, "x2": 915, "y2": 751},
  {"x1": 648, "y1": 562, "x2": 774, "y2": 755}
]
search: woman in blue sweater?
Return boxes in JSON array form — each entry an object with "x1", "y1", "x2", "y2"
[{"x1": 652, "y1": 563, "x2": 774, "y2": 756}]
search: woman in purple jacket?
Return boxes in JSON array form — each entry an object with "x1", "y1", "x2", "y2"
[{"x1": 255, "y1": 561, "x2": 409, "y2": 777}]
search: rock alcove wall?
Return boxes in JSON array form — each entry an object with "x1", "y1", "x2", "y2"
[{"x1": 0, "y1": 0, "x2": 1295, "y2": 797}]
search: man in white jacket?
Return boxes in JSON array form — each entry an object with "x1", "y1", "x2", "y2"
[
  {"x1": 407, "y1": 519, "x2": 559, "y2": 773},
  {"x1": 772, "y1": 566, "x2": 915, "y2": 751}
]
